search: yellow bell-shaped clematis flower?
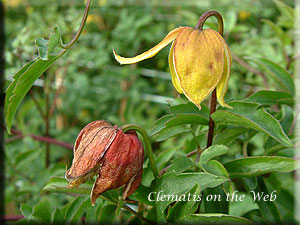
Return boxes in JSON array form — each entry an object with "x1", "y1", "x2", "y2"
[{"x1": 113, "y1": 26, "x2": 232, "y2": 109}]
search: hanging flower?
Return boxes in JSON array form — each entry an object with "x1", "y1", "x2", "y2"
[
  {"x1": 65, "y1": 120, "x2": 144, "y2": 205},
  {"x1": 113, "y1": 26, "x2": 232, "y2": 109}
]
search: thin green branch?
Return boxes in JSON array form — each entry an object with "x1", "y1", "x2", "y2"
[{"x1": 57, "y1": 0, "x2": 91, "y2": 57}]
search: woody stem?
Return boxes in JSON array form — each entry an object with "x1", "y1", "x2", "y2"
[
  {"x1": 121, "y1": 124, "x2": 159, "y2": 178},
  {"x1": 195, "y1": 10, "x2": 224, "y2": 148}
]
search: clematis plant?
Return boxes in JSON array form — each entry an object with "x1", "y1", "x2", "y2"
[{"x1": 113, "y1": 15, "x2": 232, "y2": 109}]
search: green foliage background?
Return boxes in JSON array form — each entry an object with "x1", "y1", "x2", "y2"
[{"x1": 3, "y1": 0, "x2": 299, "y2": 224}]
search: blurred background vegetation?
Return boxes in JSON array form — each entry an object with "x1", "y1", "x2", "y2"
[{"x1": 3, "y1": 0, "x2": 296, "y2": 221}]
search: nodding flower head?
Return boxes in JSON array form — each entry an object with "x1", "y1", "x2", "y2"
[
  {"x1": 113, "y1": 26, "x2": 232, "y2": 109},
  {"x1": 65, "y1": 120, "x2": 144, "y2": 205}
]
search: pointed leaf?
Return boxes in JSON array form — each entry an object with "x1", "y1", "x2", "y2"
[
  {"x1": 200, "y1": 145, "x2": 229, "y2": 168},
  {"x1": 205, "y1": 160, "x2": 233, "y2": 195},
  {"x1": 214, "y1": 127, "x2": 249, "y2": 145},
  {"x1": 224, "y1": 156, "x2": 300, "y2": 178},
  {"x1": 252, "y1": 58, "x2": 294, "y2": 95},
  {"x1": 31, "y1": 198, "x2": 53, "y2": 223},
  {"x1": 65, "y1": 196, "x2": 90, "y2": 225},
  {"x1": 35, "y1": 38, "x2": 49, "y2": 60},
  {"x1": 165, "y1": 114, "x2": 208, "y2": 127},
  {"x1": 156, "y1": 126, "x2": 190, "y2": 142},
  {"x1": 52, "y1": 208, "x2": 64, "y2": 225},
  {"x1": 5, "y1": 55, "x2": 62, "y2": 133},
  {"x1": 41, "y1": 177, "x2": 92, "y2": 195},
  {"x1": 248, "y1": 90, "x2": 293, "y2": 106},
  {"x1": 170, "y1": 102, "x2": 209, "y2": 116},
  {"x1": 212, "y1": 101, "x2": 293, "y2": 147},
  {"x1": 20, "y1": 204, "x2": 33, "y2": 222},
  {"x1": 35, "y1": 25, "x2": 63, "y2": 60}
]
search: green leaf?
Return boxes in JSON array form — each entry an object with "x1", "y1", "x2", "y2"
[
  {"x1": 98, "y1": 205, "x2": 117, "y2": 224},
  {"x1": 48, "y1": 25, "x2": 63, "y2": 53},
  {"x1": 150, "y1": 115, "x2": 175, "y2": 136},
  {"x1": 212, "y1": 101, "x2": 293, "y2": 147},
  {"x1": 214, "y1": 128, "x2": 249, "y2": 145},
  {"x1": 5, "y1": 59, "x2": 37, "y2": 123},
  {"x1": 168, "y1": 156, "x2": 196, "y2": 174},
  {"x1": 199, "y1": 145, "x2": 229, "y2": 168},
  {"x1": 150, "y1": 102, "x2": 209, "y2": 137},
  {"x1": 150, "y1": 114, "x2": 208, "y2": 137},
  {"x1": 20, "y1": 203, "x2": 33, "y2": 221},
  {"x1": 35, "y1": 25, "x2": 63, "y2": 60},
  {"x1": 224, "y1": 156, "x2": 300, "y2": 178},
  {"x1": 242, "y1": 177, "x2": 258, "y2": 191},
  {"x1": 35, "y1": 38, "x2": 49, "y2": 60},
  {"x1": 65, "y1": 196, "x2": 90, "y2": 225},
  {"x1": 251, "y1": 58, "x2": 294, "y2": 95},
  {"x1": 170, "y1": 102, "x2": 209, "y2": 117},
  {"x1": 155, "y1": 126, "x2": 190, "y2": 142},
  {"x1": 229, "y1": 193, "x2": 259, "y2": 217},
  {"x1": 203, "y1": 186, "x2": 228, "y2": 214},
  {"x1": 85, "y1": 200, "x2": 103, "y2": 225},
  {"x1": 167, "y1": 184, "x2": 201, "y2": 222},
  {"x1": 31, "y1": 197, "x2": 53, "y2": 223},
  {"x1": 248, "y1": 90, "x2": 294, "y2": 106},
  {"x1": 181, "y1": 213, "x2": 255, "y2": 225},
  {"x1": 41, "y1": 177, "x2": 92, "y2": 195},
  {"x1": 247, "y1": 177, "x2": 282, "y2": 224},
  {"x1": 5, "y1": 55, "x2": 61, "y2": 133},
  {"x1": 131, "y1": 184, "x2": 154, "y2": 206},
  {"x1": 205, "y1": 160, "x2": 233, "y2": 195},
  {"x1": 115, "y1": 197, "x2": 124, "y2": 218},
  {"x1": 165, "y1": 114, "x2": 208, "y2": 127},
  {"x1": 102, "y1": 189, "x2": 120, "y2": 203},
  {"x1": 152, "y1": 171, "x2": 228, "y2": 222},
  {"x1": 52, "y1": 208, "x2": 64, "y2": 225}
]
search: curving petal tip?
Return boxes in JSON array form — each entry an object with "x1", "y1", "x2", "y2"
[{"x1": 113, "y1": 27, "x2": 187, "y2": 65}]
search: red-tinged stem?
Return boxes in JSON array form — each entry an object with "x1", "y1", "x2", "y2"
[
  {"x1": 9, "y1": 129, "x2": 73, "y2": 150},
  {"x1": 195, "y1": 11, "x2": 224, "y2": 148},
  {"x1": 2, "y1": 215, "x2": 24, "y2": 222},
  {"x1": 206, "y1": 89, "x2": 217, "y2": 148}
]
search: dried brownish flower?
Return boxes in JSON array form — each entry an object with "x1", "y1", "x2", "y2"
[{"x1": 65, "y1": 120, "x2": 144, "y2": 205}]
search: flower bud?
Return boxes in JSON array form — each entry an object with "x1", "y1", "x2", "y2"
[{"x1": 65, "y1": 120, "x2": 144, "y2": 205}]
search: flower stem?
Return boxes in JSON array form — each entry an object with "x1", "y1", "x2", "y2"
[
  {"x1": 206, "y1": 89, "x2": 217, "y2": 148},
  {"x1": 195, "y1": 10, "x2": 223, "y2": 36},
  {"x1": 57, "y1": 0, "x2": 91, "y2": 57},
  {"x1": 195, "y1": 10, "x2": 224, "y2": 148},
  {"x1": 121, "y1": 124, "x2": 159, "y2": 178}
]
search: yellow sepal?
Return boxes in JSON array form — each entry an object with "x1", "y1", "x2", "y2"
[
  {"x1": 113, "y1": 27, "x2": 186, "y2": 65},
  {"x1": 216, "y1": 41, "x2": 232, "y2": 108},
  {"x1": 174, "y1": 28, "x2": 224, "y2": 108},
  {"x1": 168, "y1": 41, "x2": 183, "y2": 94}
]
